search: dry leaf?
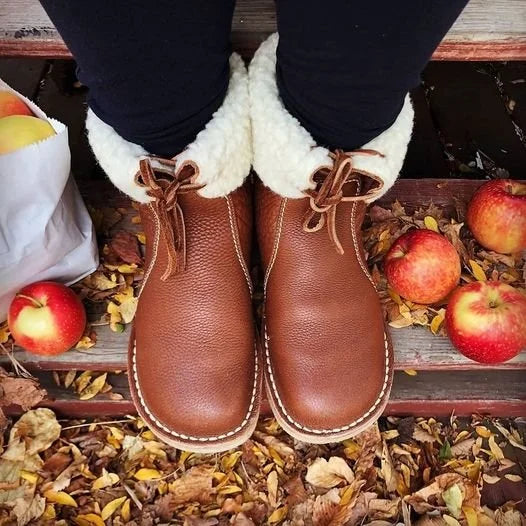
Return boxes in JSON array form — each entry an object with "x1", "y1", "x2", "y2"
[
  {"x1": 424, "y1": 216, "x2": 440, "y2": 233},
  {"x1": 134, "y1": 468, "x2": 162, "y2": 480},
  {"x1": 79, "y1": 373, "x2": 107, "y2": 400},
  {"x1": 305, "y1": 457, "x2": 354, "y2": 489},
  {"x1": 469, "y1": 260, "x2": 487, "y2": 281},
  {"x1": 43, "y1": 490, "x2": 77, "y2": 507},
  {"x1": 101, "y1": 495, "x2": 127, "y2": 520}
]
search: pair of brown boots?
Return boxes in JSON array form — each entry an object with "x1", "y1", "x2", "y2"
[{"x1": 86, "y1": 35, "x2": 414, "y2": 452}]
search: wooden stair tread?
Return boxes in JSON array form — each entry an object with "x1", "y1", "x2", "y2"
[
  {"x1": 5, "y1": 322, "x2": 526, "y2": 372},
  {"x1": 2, "y1": 178, "x2": 525, "y2": 374},
  {"x1": 1, "y1": 0, "x2": 526, "y2": 60},
  {"x1": 5, "y1": 370, "x2": 525, "y2": 418}
]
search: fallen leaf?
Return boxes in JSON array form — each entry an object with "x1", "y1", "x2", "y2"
[
  {"x1": 43, "y1": 490, "x2": 77, "y2": 507},
  {"x1": 443, "y1": 484, "x2": 463, "y2": 518},
  {"x1": 110, "y1": 230, "x2": 142, "y2": 264},
  {"x1": 305, "y1": 457, "x2": 354, "y2": 489},
  {"x1": 134, "y1": 468, "x2": 162, "y2": 480},
  {"x1": 424, "y1": 216, "x2": 440, "y2": 233},
  {"x1": 79, "y1": 373, "x2": 107, "y2": 400},
  {"x1": 469, "y1": 260, "x2": 487, "y2": 282},
  {"x1": 92, "y1": 468, "x2": 119, "y2": 490},
  {"x1": 101, "y1": 496, "x2": 127, "y2": 520}
]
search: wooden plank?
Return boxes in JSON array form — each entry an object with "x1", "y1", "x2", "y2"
[
  {"x1": 1, "y1": 0, "x2": 526, "y2": 60},
  {"x1": 5, "y1": 323, "x2": 526, "y2": 372},
  {"x1": 2, "y1": 178, "x2": 524, "y2": 373},
  {"x1": 4, "y1": 370, "x2": 525, "y2": 418},
  {"x1": 424, "y1": 63, "x2": 526, "y2": 179}
]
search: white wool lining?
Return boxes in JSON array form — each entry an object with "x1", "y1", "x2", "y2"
[
  {"x1": 86, "y1": 53, "x2": 252, "y2": 203},
  {"x1": 248, "y1": 34, "x2": 414, "y2": 200}
]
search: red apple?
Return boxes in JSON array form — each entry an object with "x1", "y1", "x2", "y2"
[
  {"x1": 467, "y1": 179, "x2": 526, "y2": 254},
  {"x1": 8, "y1": 281, "x2": 86, "y2": 356},
  {"x1": 446, "y1": 281, "x2": 526, "y2": 364},
  {"x1": 384, "y1": 229, "x2": 461, "y2": 304}
]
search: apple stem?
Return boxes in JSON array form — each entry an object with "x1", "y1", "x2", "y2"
[{"x1": 16, "y1": 293, "x2": 44, "y2": 308}]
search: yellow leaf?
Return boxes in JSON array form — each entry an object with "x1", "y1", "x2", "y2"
[
  {"x1": 64, "y1": 370, "x2": 77, "y2": 388},
  {"x1": 74, "y1": 370, "x2": 93, "y2": 393},
  {"x1": 134, "y1": 468, "x2": 162, "y2": 481},
  {"x1": 44, "y1": 490, "x2": 77, "y2": 507},
  {"x1": 101, "y1": 496, "x2": 127, "y2": 521},
  {"x1": 268, "y1": 505, "x2": 288, "y2": 524},
  {"x1": 20, "y1": 470, "x2": 38, "y2": 485},
  {"x1": 443, "y1": 515, "x2": 462, "y2": 526},
  {"x1": 469, "y1": 260, "x2": 487, "y2": 281},
  {"x1": 430, "y1": 309, "x2": 446, "y2": 335},
  {"x1": 217, "y1": 485, "x2": 243, "y2": 495},
  {"x1": 443, "y1": 484, "x2": 463, "y2": 518},
  {"x1": 340, "y1": 485, "x2": 355, "y2": 506},
  {"x1": 0, "y1": 322, "x2": 10, "y2": 344},
  {"x1": 42, "y1": 504, "x2": 56, "y2": 520},
  {"x1": 221, "y1": 451, "x2": 243, "y2": 471},
  {"x1": 488, "y1": 435, "x2": 505, "y2": 460},
  {"x1": 404, "y1": 369, "x2": 418, "y2": 376},
  {"x1": 92, "y1": 468, "x2": 120, "y2": 490},
  {"x1": 136, "y1": 232, "x2": 146, "y2": 244},
  {"x1": 463, "y1": 506, "x2": 478, "y2": 526},
  {"x1": 475, "y1": 426, "x2": 491, "y2": 438},
  {"x1": 121, "y1": 498, "x2": 131, "y2": 521},
  {"x1": 424, "y1": 216, "x2": 440, "y2": 233},
  {"x1": 109, "y1": 426, "x2": 124, "y2": 440},
  {"x1": 75, "y1": 336, "x2": 96, "y2": 350},
  {"x1": 75, "y1": 513, "x2": 105, "y2": 526},
  {"x1": 79, "y1": 373, "x2": 108, "y2": 400},
  {"x1": 388, "y1": 288, "x2": 403, "y2": 305},
  {"x1": 141, "y1": 430, "x2": 155, "y2": 440}
]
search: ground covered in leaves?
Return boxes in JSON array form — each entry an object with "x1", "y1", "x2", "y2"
[{"x1": 0, "y1": 411, "x2": 525, "y2": 525}]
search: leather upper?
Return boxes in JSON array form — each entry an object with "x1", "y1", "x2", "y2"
[
  {"x1": 256, "y1": 169, "x2": 393, "y2": 434},
  {"x1": 129, "y1": 165, "x2": 259, "y2": 444}
]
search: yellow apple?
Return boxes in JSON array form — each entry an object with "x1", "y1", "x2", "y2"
[
  {"x1": 0, "y1": 115, "x2": 56, "y2": 154},
  {"x1": 0, "y1": 91, "x2": 33, "y2": 118}
]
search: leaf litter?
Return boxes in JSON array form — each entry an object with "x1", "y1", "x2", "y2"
[
  {"x1": 0, "y1": 411, "x2": 524, "y2": 525},
  {"x1": 362, "y1": 198, "x2": 525, "y2": 334}
]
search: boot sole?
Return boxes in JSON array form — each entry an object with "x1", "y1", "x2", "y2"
[
  {"x1": 129, "y1": 331, "x2": 263, "y2": 453},
  {"x1": 263, "y1": 324, "x2": 394, "y2": 443}
]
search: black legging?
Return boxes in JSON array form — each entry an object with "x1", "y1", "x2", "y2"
[{"x1": 39, "y1": 0, "x2": 468, "y2": 157}]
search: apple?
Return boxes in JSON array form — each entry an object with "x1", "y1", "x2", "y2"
[
  {"x1": 446, "y1": 281, "x2": 526, "y2": 364},
  {"x1": 467, "y1": 179, "x2": 526, "y2": 254},
  {"x1": 8, "y1": 281, "x2": 86, "y2": 356},
  {"x1": 384, "y1": 229, "x2": 461, "y2": 304},
  {"x1": 0, "y1": 91, "x2": 33, "y2": 118},
  {"x1": 0, "y1": 115, "x2": 55, "y2": 155}
]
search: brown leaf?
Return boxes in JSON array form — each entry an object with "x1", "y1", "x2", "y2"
[
  {"x1": 109, "y1": 230, "x2": 142, "y2": 265},
  {"x1": 283, "y1": 474, "x2": 308, "y2": 507},
  {"x1": 169, "y1": 465, "x2": 215, "y2": 505},
  {"x1": 0, "y1": 368, "x2": 46, "y2": 410}
]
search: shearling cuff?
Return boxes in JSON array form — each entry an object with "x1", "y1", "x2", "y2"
[
  {"x1": 248, "y1": 34, "x2": 414, "y2": 201},
  {"x1": 86, "y1": 53, "x2": 252, "y2": 203}
]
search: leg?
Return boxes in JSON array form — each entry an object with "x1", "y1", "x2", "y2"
[
  {"x1": 40, "y1": 0, "x2": 235, "y2": 157},
  {"x1": 250, "y1": 1, "x2": 467, "y2": 442},
  {"x1": 41, "y1": 1, "x2": 260, "y2": 452},
  {"x1": 276, "y1": 0, "x2": 468, "y2": 151}
]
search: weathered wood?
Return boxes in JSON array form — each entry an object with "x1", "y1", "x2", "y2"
[
  {"x1": 5, "y1": 322, "x2": 525, "y2": 372},
  {"x1": 1, "y1": 0, "x2": 526, "y2": 60},
  {"x1": 2, "y1": 178, "x2": 524, "y2": 373},
  {"x1": 4, "y1": 370, "x2": 525, "y2": 418}
]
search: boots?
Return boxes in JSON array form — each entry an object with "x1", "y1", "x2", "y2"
[
  {"x1": 86, "y1": 54, "x2": 261, "y2": 452},
  {"x1": 249, "y1": 34, "x2": 414, "y2": 442}
]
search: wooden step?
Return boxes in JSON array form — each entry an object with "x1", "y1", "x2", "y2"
[
  {"x1": 1, "y1": 0, "x2": 526, "y2": 60},
  {"x1": 2, "y1": 179, "x2": 524, "y2": 375},
  {"x1": 4, "y1": 370, "x2": 525, "y2": 418}
]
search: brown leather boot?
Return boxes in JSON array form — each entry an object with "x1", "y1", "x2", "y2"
[
  {"x1": 86, "y1": 54, "x2": 261, "y2": 452},
  {"x1": 249, "y1": 35, "x2": 414, "y2": 442}
]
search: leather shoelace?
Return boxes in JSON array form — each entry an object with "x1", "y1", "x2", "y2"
[
  {"x1": 136, "y1": 157, "x2": 204, "y2": 280},
  {"x1": 302, "y1": 149, "x2": 385, "y2": 254}
]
